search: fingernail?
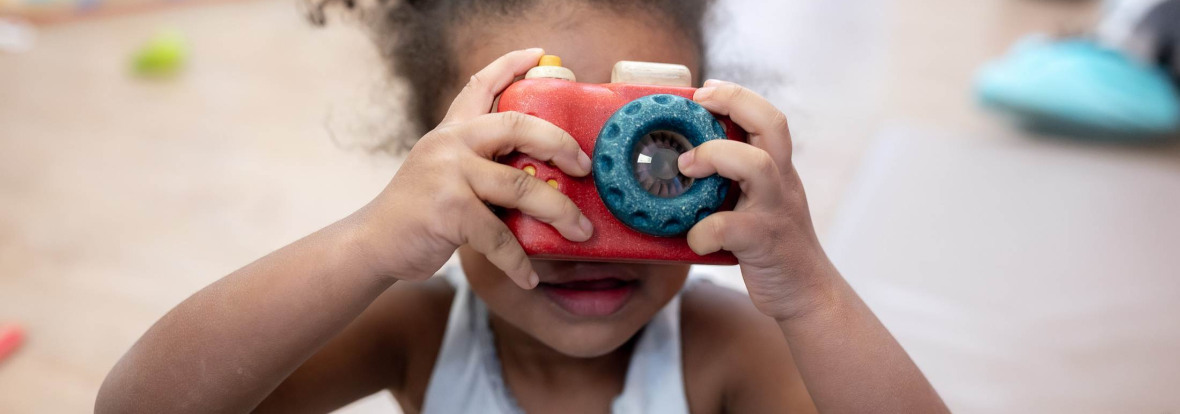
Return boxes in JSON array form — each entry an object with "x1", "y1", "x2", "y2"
[
  {"x1": 578, "y1": 215, "x2": 594, "y2": 239},
  {"x1": 578, "y1": 152, "x2": 592, "y2": 173},
  {"x1": 528, "y1": 272, "x2": 540, "y2": 288},
  {"x1": 703, "y1": 79, "x2": 727, "y2": 87},
  {"x1": 524, "y1": 47, "x2": 544, "y2": 54},
  {"x1": 694, "y1": 87, "x2": 715, "y2": 101},
  {"x1": 678, "y1": 150, "x2": 695, "y2": 170}
]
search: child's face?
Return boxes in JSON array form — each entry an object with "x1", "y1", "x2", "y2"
[{"x1": 448, "y1": 5, "x2": 702, "y2": 357}]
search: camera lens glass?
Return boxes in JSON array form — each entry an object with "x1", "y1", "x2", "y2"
[{"x1": 632, "y1": 130, "x2": 694, "y2": 198}]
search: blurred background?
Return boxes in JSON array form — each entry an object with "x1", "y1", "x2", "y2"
[{"x1": 1, "y1": 0, "x2": 1178, "y2": 412}]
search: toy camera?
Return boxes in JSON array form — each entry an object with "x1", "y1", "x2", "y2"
[{"x1": 497, "y1": 56, "x2": 746, "y2": 265}]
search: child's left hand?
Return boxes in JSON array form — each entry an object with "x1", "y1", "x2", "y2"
[
  {"x1": 682, "y1": 84, "x2": 948, "y2": 411},
  {"x1": 678, "y1": 80, "x2": 837, "y2": 322}
]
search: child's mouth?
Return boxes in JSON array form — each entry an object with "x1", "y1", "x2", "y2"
[{"x1": 538, "y1": 278, "x2": 638, "y2": 317}]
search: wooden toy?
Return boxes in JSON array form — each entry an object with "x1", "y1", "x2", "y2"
[{"x1": 497, "y1": 56, "x2": 745, "y2": 265}]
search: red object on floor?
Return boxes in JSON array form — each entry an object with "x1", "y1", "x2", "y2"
[
  {"x1": 498, "y1": 79, "x2": 744, "y2": 265},
  {"x1": 0, "y1": 324, "x2": 25, "y2": 363}
]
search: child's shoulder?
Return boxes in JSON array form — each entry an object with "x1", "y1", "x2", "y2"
[
  {"x1": 680, "y1": 282, "x2": 816, "y2": 413},
  {"x1": 680, "y1": 281, "x2": 783, "y2": 356},
  {"x1": 375, "y1": 277, "x2": 455, "y2": 345},
  {"x1": 366, "y1": 277, "x2": 455, "y2": 406}
]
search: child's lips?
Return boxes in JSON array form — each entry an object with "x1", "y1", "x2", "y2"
[{"x1": 538, "y1": 278, "x2": 638, "y2": 317}]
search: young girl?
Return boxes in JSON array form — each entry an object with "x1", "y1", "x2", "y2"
[{"x1": 97, "y1": 1, "x2": 948, "y2": 412}]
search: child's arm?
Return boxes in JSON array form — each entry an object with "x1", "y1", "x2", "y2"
[
  {"x1": 678, "y1": 80, "x2": 949, "y2": 413},
  {"x1": 96, "y1": 48, "x2": 593, "y2": 413}
]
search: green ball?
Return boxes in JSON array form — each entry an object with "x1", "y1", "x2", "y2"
[{"x1": 133, "y1": 31, "x2": 187, "y2": 77}]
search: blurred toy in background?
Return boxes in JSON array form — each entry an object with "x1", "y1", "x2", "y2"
[
  {"x1": 976, "y1": 0, "x2": 1180, "y2": 141},
  {"x1": 132, "y1": 29, "x2": 187, "y2": 77},
  {"x1": 1098, "y1": 0, "x2": 1180, "y2": 82},
  {"x1": 0, "y1": 324, "x2": 24, "y2": 364}
]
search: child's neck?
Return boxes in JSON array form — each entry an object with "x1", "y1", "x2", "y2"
[{"x1": 489, "y1": 313, "x2": 635, "y2": 407}]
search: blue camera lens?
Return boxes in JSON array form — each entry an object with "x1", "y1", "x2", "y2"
[{"x1": 593, "y1": 94, "x2": 730, "y2": 237}]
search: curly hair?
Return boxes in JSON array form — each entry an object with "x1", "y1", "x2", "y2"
[{"x1": 308, "y1": 0, "x2": 713, "y2": 151}]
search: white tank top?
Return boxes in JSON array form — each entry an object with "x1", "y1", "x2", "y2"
[{"x1": 421, "y1": 267, "x2": 690, "y2": 414}]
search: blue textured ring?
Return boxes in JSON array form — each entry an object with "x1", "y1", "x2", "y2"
[{"x1": 593, "y1": 94, "x2": 730, "y2": 237}]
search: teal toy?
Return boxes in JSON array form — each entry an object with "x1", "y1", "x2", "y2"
[{"x1": 976, "y1": 37, "x2": 1180, "y2": 140}]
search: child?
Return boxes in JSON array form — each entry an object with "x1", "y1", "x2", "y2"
[{"x1": 97, "y1": 1, "x2": 948, "y2": 412}]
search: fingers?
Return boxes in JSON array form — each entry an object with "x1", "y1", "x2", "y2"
[
  {"x1": 464, "y1": 159, "x2": 594, "y2": 243},
  {"x1": 685, "y1": 211, "x2": 757, "y2": 256},
  {"x1": 678, "y1": 139, "x2": 782, "y2": 205},
  {"x1": 451, "y1": 111, "x2": 591, "y2": 177},
  {"x1": 694, "y1": 80, "x2": 793, "y2": 167},
  {"x1": 462, "y1": 204, "x2": 538, "y2": 290},
  {"x1": 443, "y1": 48, "x2": 545, "y2": 123}
]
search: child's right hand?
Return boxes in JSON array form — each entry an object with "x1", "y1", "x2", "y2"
[
  {"x1": 95, "y1": 49, "x2": 591, "y2": 414},
  {"x1": 348, "y1": 48, "x2": 594, "y2": 290}
]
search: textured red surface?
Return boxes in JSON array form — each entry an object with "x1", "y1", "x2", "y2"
[{"x1": 498, "y1": 79, "x2": 745, "y2": 265}]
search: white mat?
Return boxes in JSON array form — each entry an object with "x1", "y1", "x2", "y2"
[{"x1": 827, "y1": 126, "x2": 1180, "y2": 413}]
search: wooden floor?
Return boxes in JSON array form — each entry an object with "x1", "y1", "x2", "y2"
[{"x1": 3, "y1": 0, "x2": 1158, "y2": 412}]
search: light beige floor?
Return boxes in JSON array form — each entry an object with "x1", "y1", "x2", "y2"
[
  {"x1": 0, "y1": 2, "x2": 399, "y2": 411},
  {"x1": 5, "y1": 0, "x2": 1170, "y2": 412}
]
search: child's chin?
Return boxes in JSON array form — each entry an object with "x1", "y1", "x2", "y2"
[{"x1": 532, "y1": 323, "x2": 643, "y2": 359}]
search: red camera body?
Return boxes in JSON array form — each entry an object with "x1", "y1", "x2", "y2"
[{"x1": 497, "y1": 70, "x2": 745, "y2": 265}]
